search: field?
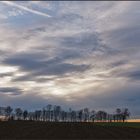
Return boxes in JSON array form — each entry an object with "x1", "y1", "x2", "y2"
[
  {"x1": 96, "y1": 122, "x2": 140, "y2": 128},
  {"x1": 0, "y1": 121, "x2": 140, "y2": 139}
]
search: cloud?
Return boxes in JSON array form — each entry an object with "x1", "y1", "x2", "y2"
[
  {"x1": 1, "y1": 1, "x2": 51, "y2": 17},
  {"x1": 0, "y1": 87, "x2": 22, "y2": 96},
  {"x1": 0, "y1": 72, "x2": 14, "y2": 78},
  {"x1": 121, "y1": 70, "x2": 140, "y2": 81},
  {"x1": 3, "y1": 52, "x2": 90, "y2": 77},
  {"x1": 0, "y1": 1, "x2": 140, "y2": 118},
  {"x1": 127, "y1": 71, "x2": 140, "y2": 80}
]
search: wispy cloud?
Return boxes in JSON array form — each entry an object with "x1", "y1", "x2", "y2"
[{"x1": 1, "y1": 1, "x2": 51, "y2": 17}]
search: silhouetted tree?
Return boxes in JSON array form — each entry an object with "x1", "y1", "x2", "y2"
[
  {"x1": 53, "y1": 105, "x2": 61, "y2": 122},
  {"x1": 5, "y1": 106, "x2": 13, "y2": 118},
  {"x1": 116, "y1": 108, "x2": 121, "y2": 122},
  {"x1": 42, "y1": 108, "x2": 47, "y2": 121},
  {"x1": 78, "y1": 110, "x2": 83, "y2": 122},
  {"x1": 71, "y1": 110, "x2": 77, "y2": 122},
  {"x1": 46, "y1": 104, "x2": 52, "y2": 121},
  {"x1": 83, "y1": 108, "x2": 90, "y2": 122},
  {"x1": 122, "y1": 108, "x2": 130, "y2": 122},
  {"x1": 90, "y1": 110, "x2": 96, "y2": 122},
  {"x1": 23, "y1": 110, "x2": 28, "y2": 120},
  {"x1": 0, "y1": 105, "x2": 131, "y2": 122},
  {"x1": 15, "y1": 108, "x2": 23, "y2": 120}
]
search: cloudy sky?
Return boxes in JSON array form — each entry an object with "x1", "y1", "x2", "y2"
[{"x1": 0, "y1": 1, "x2": 140, "y2": 118}]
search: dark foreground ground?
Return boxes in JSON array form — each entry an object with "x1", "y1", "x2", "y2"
[{"x1": 0, "y1": 121, "x2": 140, "y2": 139}]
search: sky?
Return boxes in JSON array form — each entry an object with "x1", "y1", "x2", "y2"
[{"x1": 0, "y1": 1, "x2": 140, "y2": 118}]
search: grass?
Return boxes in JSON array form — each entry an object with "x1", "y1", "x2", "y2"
[{"x1": 95, "y1": 122, "x2": 140, "y2": 128}]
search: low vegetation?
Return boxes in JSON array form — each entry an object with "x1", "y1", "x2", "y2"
[{"x1": 96, "y1": 122, "x2": 140, "y2": 128}]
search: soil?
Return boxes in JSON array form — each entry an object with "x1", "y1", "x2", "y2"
[{"x1": 0, "y1": 121, "x2": 140, "y2": 139}]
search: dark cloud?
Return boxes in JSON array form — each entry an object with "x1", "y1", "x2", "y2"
[
  {"x1": 0, "y1": 87, "x2": 22, "y2": 95},
  {"x1": 60, "y1": 31, "x2": 121, "y2": 58},
  {"x1": 0, "y1": 72, "x2": 14, "y2": 77},
  {"x1": 11, "y1": 63, "x2": 90, "y2": 82},
  {"x1": 124, "y1": 70, "x2": 140, "y2": 81},
  {"x1": 12, "y1": 74, "x2": 34, "y2": 82},
  {"x1": 109, "y1": 68, "x2": 140, "y2": 81},
  {"x1": 109, "y1": 60, "x2": 128, "y2": 68},
  {"x1": 34, "y1": 63, "x2": 90, "y2": 76},
  {"x1": 105, "y1": 26, "x2": 140, "y2": 50},
  {"x1": 3, "y1": 51, "x2": 90, "y2": 83}
]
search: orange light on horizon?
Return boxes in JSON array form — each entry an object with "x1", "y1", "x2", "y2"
[{"x1": 127, "y1": 119, "x2": 140, "y2": 122}]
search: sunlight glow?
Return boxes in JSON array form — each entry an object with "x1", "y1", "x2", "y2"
[{"x1": 0, "y1": 65, "x2": 17, "y2": 73}]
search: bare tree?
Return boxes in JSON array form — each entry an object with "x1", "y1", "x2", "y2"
[
  {"x1": 5, "y1": 106, "x2": 13, "y2": 119},
  {"x1": 83, "y1": 108, "x2": 90, "y2": 122},
  {"x1": 53, "y1": 105, "x2": 61, "y2": 122},
  {"x1": 116, "y1": 108, "x2": 121, "y2": 122},
  {"x1": 0, "y1": 105, "x2": 131, "y2": 123},
  {"x1": 46, "y1": 104, "x2": 52, "y2": 121},
  {"x1": 78, "y1": 110, "x2": 83, "y2": 122},
  {"x1": 90, "y1": 110, "x2": 96, "y2": 122},
  {"x1": 15, "y1": 108, "x2": 23, "y2": 120},
  {"x1": 34, "y1": 110, "x2": 42, "y2": 121},
  {"x1": 96, "y1": 111, "x2": 107, "y2": 122},
  {"x1": 122, "y1": 108, "x2": 130, "y2": 122},
  {"x1": 23, "y1": 110, "x2": 28, "y2": 120}
]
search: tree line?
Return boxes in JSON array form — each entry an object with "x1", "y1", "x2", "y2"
[{"x1": 0, "y1": 105, "x2": 130, "y2": 122}]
